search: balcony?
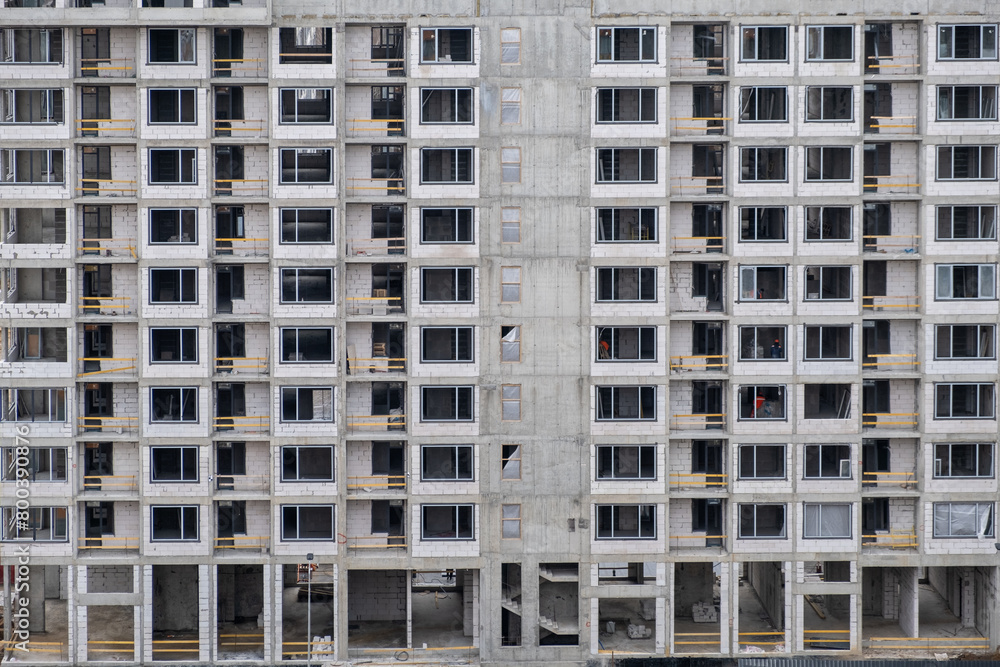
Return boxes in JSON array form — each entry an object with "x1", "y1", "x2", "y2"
[
  {"x1": 345, "y1": 382, "x2": 406, "y2": 434},
  {"x1": 864, "y1": 82, "x2": 918, "y2": 136},
  {"x1": 344, "y1": 499, "x2": 406, "y2": 551},
  {"x1": 862, "y1": 498, "x2": 917, "y2": 551},
  {"x1": 668, "y1": 501, "x2": 726, "y2": 551},
  {"x1": 78, "y1": 382, "x2": 139, "y2": 435},
  {"x1": 344, "y1": 264, "x2": 405, "y2": 315},
  {"x1": 345, "y1": 145, "x2": 405, "y2": 197},
  {"x1": 344, "y1": 25, "x2": 405, "y2": 78},
  {"x1": 214, "y1": 204, "x2": 269, "y2": 258},
  {"x1": 78, "y1": 146, "x2": 138, "y2": 198},
  {"x1": 670, "y1": 85, "x2": 727, "y2": 137},
  {"x1": 214, "y1": 85, "x2": 268, "y2": 139},
  {"x1": 863, "y1": 142, "x2": 920, "y2": 194},
  {"x1": 862, "y1": 379, "x2": 919, "y2": 430},
  {"x1": 214, "y1": 145, "x2": 268, "y2": 197},
  {"x1": 864, "y1": 22, "x2": 920, "y2": 76},
  {"x1": 669, "y1": 263, "x2": 726, "y2": 314},
  {"x1": 670, "y1": 144, "x2": 724, "y2": 195},
  {"x1": 213, "y1": 382, "x2": 270, "y2": 434},
  {"x1": 669, "y1": 381, "x2": 726, "y2": 432},
  {"x1": 76, "y1": 499, "x2": 140, "y2": 554},
  {"x1": 1, "y1": 267, "x2": 70, "y2": 318},
  {"x1": 345, "y1": 441, "x2": 406, "y2": 495},
  {"x1": 346, "y1": 322, "x2": 405, "y2": 375},
  {"x1": 215, "y1": 500, "x2": 270, "y2": 554},
  {"x1": 345, "y1": 85, "x2": 405, "y2": 138},
  {"x1": 78, "y1": 29, "x2": 136, "y2": 78},
  {"x1": 345, "y1": 204, "x2": 405, "y2": 257},
  {"x1": 79, "y1": 264, "x2": 138, "y2": 317},
  {"x1": 669, "y1": 24, "x2": 726, "y2": 77},
  {"x1": 862, "y1": 320, "x2": 919, "y2": 372}
]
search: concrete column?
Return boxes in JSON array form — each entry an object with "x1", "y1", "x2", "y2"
[
  {"x1": 199, "y1": 564, "x2": 211, "y2": 661},
  {"x1": 655, "y1": 596, "x2": 666, "y2": 654},
  {"x1": 960, "y1": 568, "x2": 975, "y2": 628},
  {"x1": 27, "y1": 567, "x2": 44, "y2": 632},
  {"x1": 142, "y1": 565, "x2": 153, "y2": 663},
  {"x1": 76, "y1": 604, "x2": 87, "y2": 663},
  {"x1": 272, "y1": 564, "x2": 284, "y2": 663},
  {"x1": 588, "y1": 597, "x2": 598, "y2": 654},
  {"x1": 261, "y1": 563, "x2": 273, "y2": 662}
]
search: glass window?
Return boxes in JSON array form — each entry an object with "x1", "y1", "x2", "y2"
[
  {"x1": 596, "y1": 88, "x2": 657, "y2": 123},
  {"x1": 933, "y1": 502, "x2": 994, "y2": 538},
  {"x1": 739, "y1": 87, "x2": 787, "y2": 122},
  {"x1": 935, "y1": 264, "x2": 996, "y2": 300},
  {"x1": 740, "y1": 207, "x2": 786, "y2": 242},
  {"x1": 149, "y1": 387, "x2": 197, "y2": 422},
  {"x1": 421, "y1": 504, "x2": 474, "y2": 539},
  {"x1": 739, "y1": 445, "x2": 785, "y2": 479},
  {"x1": 595, "y1": 504, "x2": 656, "y2": 539},
  {"x1": 936, "y1": 206, "x2": 996, "y2": 240},
  {"x1": 281, "y1": 505, "x2": 335, "y2": 540},
  {"x1": 740, "y1": 147, "x2": 787, "y2": 181},
  {"x1": 280, "y1": 445, "x2": 334, "y2": 482},
  {"x1": 596, "y1": 267, "x2": 656, "y2": 302},
  {"x1": 596, "y1": 148, "x2": 656, "y2": 183},
  {"x1": 805, "y1": 147, "x2": 853, "y2": 181},
  {"x1": 148, "y1": 89, "x2": 196, "y2": 124},
  {"x1": 806, "y1": 26, "x2": 853, "y2": 61},
  {"x1": 421, "y1": 445, "x2": 474, "y2": 480},
  {"x1": 421, "y1": 386, "x2": 474, "y2": 421},
  {"x1": 421, "y1": 267, "x2": 474, "y2": 303},
  {"x1": 738, "y1": 385, "x2": 785, "y2": 420},
  {"x1": 150, "y1": 446, "x2": 198, "y2": 482},
  {"x1": 595, "y1": 386, "x2": 656, "y2": 421},
  {"x1": 934, "y1": 443, "x2": 994, "y2": 478},
  {"x1": 279, "y1": 148, "x2": 333, "y2": 184},
  {"x1": 280, "y1": 268, "x2": 333, "y2": 303},
  {"x1": 938, "y1": 25, "x2": 997, "y2": 60},
  {"x1": 738, "y1": 504, "x2": 785, "y2": 538},
  {"x1": 419, "y1": 88, "x2": 473, "y2": 123},
  {"x1": 280, "y1": 208, "x2": 333, "y2": 244},
  {"x1": 279, "y1": 88, "x2": 332, "y2": 124},
  {"x1": 935, "y1": 383, "x2": 995, "y2": 419},
  {"x1": 420, "y1": 28, "x2": 474, "y2": 64},
  {"x1": 937, "y1": 146, "x2": 997, "y2": 180},
  {"x1": 420, "y1": 148, "x2": 474, "y2": 183},
  {"x1": 148, "y1": 148, "x2": 196, "y2": 184},
  {"x1": 149, "y1": 208, "x2": 196, "y2": 244},
  {"x1": 421, "y1": 327, "x2": 474, "y2": 363},
  {"x1": 596, "y1": 326, "x2": 655, "y2": 362},
  {"x1": 804, "y1": 444, "x2": 852, "y2": 478},
  {"x1": 739, "y1": 266, "x2": 786, "y2": 301},
  {"x1": 150, "y1": 506, "x2": 198, "y2": 540},
  {"x1": 280, "y1": 327, "x2": 333, "y2": 363},
  {"x1": 803, "y1": 503, "x2": 852, "y2": 538},
  {"x1": 597, "y1": 27, "x2": 656, "y2": 62},
  {"x1": 741, "y1": 26, "x2": 787, "y2": 61},
  {"x1": 280, "y1": 387, "x2": 333, "y2": 422},
  {"x1": 148, "y1": 28, "x2": 196, "y2": 64},
  {"x1": 596, "y1": 445, "x2": 656, "y2": 480},
  {"x1": 937, "y1": 86, "x2": 998, "y2": 120},
  {"x1": 935, "y1": 324, "x2": 995, "y2": 359}
]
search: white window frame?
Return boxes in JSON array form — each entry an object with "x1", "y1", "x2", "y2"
[
  {"x1": 148, "y1": 148, "x2": 197, "y2": 184},
  {"x1": 595, "y1": 87, "x2": 657, "y2": 124},
  {"x1": 937, "y1": 145, "x2": 997, "y2": 180},
  {"x1": 933, "y1": 502, "x2": 994, "y2": 538},
  {"x1": 420, "y1": 385, "x2": 474, "y2": 422},
  {"x1": 149, "y1": 208, "x2": 197, "y2": 245},
  {"x1": 1, "y1": 506, "x2": 67, "y2": 542},
  {"x1": 806, "y1": 25, "x2": 854, "y2": 61},
  {"x1": 280, "y1": 445, "x2": 334, "y2": 482},
  {"x1": 938, "y1": 24, "x2": 998, "y2": 61},
  {"x1": 419, "y1": 88, "x2": 474, "y2": 124},
  {"x1": 596, "y1": 207, "x2": 657, "y2": 243},
  {"x1": 280, "y1": 327, "x2": 334, "y2": 363},
  {"x1": 935, "y1": 383, "x2": 995, "y2": 419},
  {"x1": 278, "y1": 88, "x2": 333, "y2": 124},
  {"x1": 0, "y1": 447, "x2": 67, "y2": 482},
  {"x1": 420, "y1": 267, "x2": 474, "y2": 303},
  {"x1": 740, "y1": 26, "x2": 788, "y2": 62},
  {"x1": 147, "y1": 88, "x2": 196, "y2": 124},
  {"x1": 595, "y1": 504, "x2": 657, "y2": 539},
  {"x1": 150, "y1": 446, "x2": 199, "y2": 482},
  {"x1": 935, "y1": 205, "x2": 997, "y2": 241},
  {"x1": 0, "y1": 149, "x2": 64, "y2": 184},
  {"x1": 739, "y1": 86, "x2": 787, "y2": 123},
  {"x1": 148, "y1": 267, "x2": 197, "y2": 304},
  {"x1": 279, "y1": 148, "x2": 333, "y2": 184},
  {"x1": 279, "y1": 208, "x2": 333, "y2": 245},
  {"x1": 740, "y1": 146, "x2": 787, "y2": 182},
  {"x1": 280, "y1": 504, "x2": 335, "y2": 541},
  {"x1": 935, "y1": 324, "x2": 996, "y2": 360},
  {"x1": 803, "y1": 503, "x2": 852, "y2": 539},
  {"x1": 147, "y1": 28, "x2": 196, "y2": 65},
  {"x1": 0, "y1": 89, "x2": 63, "y2": 124},
  {"x1": 419, "y1": 28, "x2": 475, "y2": 64},
  {"x1": 280, "y1": 386, "x2": 334, "y2": 423},
  {"x1": 279, "y1": 268, "x2": 334, "y2": 303},
  {"x1": 934, "y1": 443, "x2": 995, "y2": 478},
  {"x1": 935, "y1": 264, "x2": 996, "y2": 300},
  {"x1": 937, "y1": 85, "x2": 998, "y2": 121}
]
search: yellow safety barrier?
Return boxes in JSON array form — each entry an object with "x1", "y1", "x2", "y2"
[
  {"x1": 347, "y1": 237, "x2": 407, "y2": 255},
  {"x1": 212, "y1": 57, "x2": 264, "y2": 76},
  {"x1": 862, "y1": 471, "x2": 915, "y2": 486},
  {"x1": 82, "y1": 474, "x2": 137, "y2": 490},
  {"x1": 346, "y1": 414, "x2": 407, "y2": 432},
  {"x1": 671, "y1": 175, "x2": 724, "y2": 193},
  {"x1": 862, "y1": 412, "x2": 918, "y2": 427},
  {"x1": 77, "y1": 357, "x2": 136, "y2": 377},
  {"x1": 346, "y1": 57, "x2": 405, "y2": 76},
  {"x1": 670, "y1": 354, "x2": 728, "y2": 370},
  {"x1": 77, "y1": 179, "x2": 138, "y2": 195},
  {"x1": 670, "y1": 473, "x2": 727, "y2": 487},
  {"x1": 670, "y1": 56, "x2": 729, "y2": 75},
  {"x1": 214, "y1": 536, "x2": 269, "y2": 550},
  {"x1": 214, "y1": 356, "x2": 268, "y2": 372},
  {"x1": 862, "y1": 353, "x2": 918, "y2": 369},
  {"x1": 862, "y1": 532, "x2": 918, "y2": 548},
  {"x1": 868, "y1": 636, "x2": 987, "y2": 650},
  {"x1": 344, "y1": 534, "x2": 407, "y2": 549},
  {"x1": 78, "y1": 536, "x2": 139, "y2": 550},
  {"x1": 674, "y1": 632, "x2": 722, "y2": 647},
  {"x1": 347, "y1": 356, "x2": 406, "y2": 373},
  {"x1": 862, "y1": 295, "x2": 919, "y2": 311},
  {"x1": 347, "y1": 474, "x2": 406, "y2": 489},
  {"x1": 671, "y1": 236, "x2": 725, "y2": 253},
  {"x1": 738, "y1": 631, "x2": 785, "y2": 647},
  {"x1": 670, "y1": 413, "x2": 726, "y2": 429},
  {"x1": 214, "y1": 178, "x2": 268, "y2": 195},
  {"x1": 79, "y1": 58, "x2": 134, "y2": 77}
]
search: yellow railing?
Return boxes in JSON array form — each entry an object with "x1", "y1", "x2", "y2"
[
  {"x1": 77, "y1": 536, "x2": 139, "y2": 550},
  {"x1": 77, "y1": 179, "x2": 138, "y2": 196},
  {"x1": 347, "y1": 474, "x2": 406, "y2": 490},
  {"x1": 866, "y1": 53, "x2": 919, "y2": 75},
  {"x1": 867, "y1": 636, "x2": 987, "y2": 650},
  {"x1": 863, "y1": 234, "x2": 920, "y2": 253},
  {"x1": 216, "y1": 474, "x2": 269, "y2": 492},
  {"x1": 77, "y1": 118, "x2": 136, "y2": 137},
  {"x1": 214, "y1": 178, "x2": 268, "y2": 196},
  {"x1": 152, "y1": 638, "x2": 199, "y2": 656},
  {"x1": 671, "y1": 116, "x2": 730, "y2": 134},
  {"x1": 77, "y1": 415, "x2": 138, "y2": 433},
  {"x1": 215, "y1": 535, "x2": 269, "y2": 551},
  {"x1": 77, "y1": 357, "x2": 136, "y2": 377},
  {"x1": 670, "y1": 354, "x2": 728, "y2": 371},
  {"x1": 669, "y1": 56, "x2": 728, "y2": 76},
  {"x1": 671, "y1": 235, "x2": 725, "y2": 253},
  {"x1": 670, "y1": 534, "x2": 727, "y2": 548},
  {"x1": 862, "y1": 412, "x2": 918, "y2": 427},
  {"x1": 345, "y1": 295, "x2": 404, "y2": 315},
  {"x1": 674, "y1": 632, "x2": 722, "y2": 649},
  {"x1": 213, "y1": 415, "x2": 270, "y2": 433},
  {"x1": 212, "y1": 57, "x2": 264, "y2": 77},
  {"x1": 670, "y1": 473, "x2": 727, "y2": 488},
  {"x1": 862, "y1": 531, "x2": 918, "y2": 549},
  {"x1": 344, "y1": 534, "x2": 407, "y2": 549},
  {"x1": 0, "y1": 639, "x2": 66, "y2": 656},
  {"x1": 213, "y1": 118, "x2": 266, "y2": 137},
  {"x1": 346, "y1": 57, "x2": 405, "y2": 77},
  {"x1": 347, "y1": 357, "x2": 406, "y2": 374},
  {"x1": 867, "y1": 115, "x2": 917, "y2": 134},
  {"x1": 78, "y1": 237, "x2": 137, "y2": 258},
  {"x1": 346, "y1": 177, "x2": 405, "y2": 195},
  {"x1": 347, "y1": 237, "x2": 406, "y2": 256},
  {"x1": 738, "y1": 631, "x2": 785, "y2": 648},
  {"x1": 79, "y1": 57, "x2": 134, "y2": 77},
  {"x1": 348, "y1": 117, "x2": 405, "y2": 135},
  {"x1": 79, "y1": 296, "x2": 133, "y2": 315},
  {"x1": 864, "y1": 174, "x2": 920, "y2": 193},
  {"x1": 862, "y1": 295, "x2": 919, "y2": 311},
  {"x1": 281, "y1": 640, "x2": 337, "y2": 657},
  {"x1": 862, "y1": 471, "x2": 915, "y2": 487},
  {"x1": 214, "y1": 237, "x2": 268, "y2": 257},
  {"x1": 82, "y1": 474, "x2": 137, "y2": 491},
  {"x1": 862, "y1": 353, "x2": 918, "y2": 370},
  {"x1": 346, "y1": 414, "x2": 406, "y2": 432},
  {"x1": 218, "y1": 633, "x2": 264, "y2": 652},
  {"x1": 214, "y1": 356, "x2": 268, "y2": 372},
  {"x1": 87, "y1": 640, "x2": 134, "y2": 655},
  {"x1": 671, "y1": 175, "x2": 724, "y2": 194},
  {"x1": 670, "y1": 413, "x2": 726, "y2": 430},
  {"x1": 803, "y1": 629, "x2": 851, "y2": 648}
]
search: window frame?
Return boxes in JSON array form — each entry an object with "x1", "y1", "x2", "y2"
[
  {"x1": 740, "y1": 146, "x2": 787, "y2": 182},
  {"x1": 595, "y1": 385, "x2": 656, "y2": 422},
  {"x1": 934, "y1": 443, "x2": 995, "y2": 478},
  {"x1": 739, "y1": 86, "x2": 788, "y2": 123},
  {"x1": 501, "y1": 325, "x2": 521, "y2": 362},
  {"x1": 935, "y1": 205, "x2": 997, "y2": 241},
  {"x1": 421, "y1": 504, "x2": 475, "y2": 540},
  {"x1": 147, "y1": 28, "x2": 196, "y2": 65},
  {"x1": 596, "y1": 147, "x2": 657, "y2": 183},
  {"x1": 500, "y1": 88, "x2": 521, "y2": 125},
  {"x1": 420, "y1": 326, "x2": 474, "y2": 363},
  {"x1": 804, "y1": 325, "x2": 852, "y2": 361},
  {"x1": 805, "y1": 146, "x2": 854, "y2": 182},
  {"x1": 419, "y1": 28, "x2": 475, "y2": 64},
  {"x1": 738, "y1": 444, "x2": 786, "y2": 479},
  {"x1": 595, "y1": 325, "x2": 656, "y2": 362},
  {"x1": 737, "y1": 384, "x2": 786, "y2": 421},
  {"x1": 805, "y1": 86, "x2": 854, "y2": 122},
  {"x1": 595, "y1": 504, "x2": 657, "y2": 540},
  {"x1": 150, "y1": 446, "x2": 199, "y2": 483},
  {"x1": 501, "y1": 28, "x2": 521, "y2": 64},
  {"x1": 805, "y1": 25, "x2": 854, "y2": 62},
  {"x1": 933, "y1": 502, "x2": 994, "y2": 538},
  {"x1": 597, "y1": 27, "x2": 657, "y2": 63},
  {"x1": 501, "y1": 266, "x2": 521, "y2": 303},
  {"x1": 0, "y1": 29, "x2": 64, "y2": 65},
  {"x1": 595, "y1": 267, "x2": 656, "y2": 302},
  {"x1": 502, "y1": 206, "x2": 521, "y2": 243},
  {"x1": 501, "y1": 444, "x2": 521, "y2": 480},
  {"x1": 420, "y1": 207, "x2": 474, "y2": 244},
  {"x1": 279, "y1": 445, "x2": 335, "y2": 482},
  {"x1": 420, "y1": 444, "x2": 474, "y2": 481},
  {"x1": 279, "y1": 148, "x2": 333, "y2": 184},
  {"x1": 501, "y1": 504, "x2": 521, "y2": 539},
  {"x1": 804, "y1": 444, "x2": 853, "y2": 479},
  {"x1": 937, "y1": 85, "x2": 998, "y2": 121},
  {"x1": 148, "y1": 267, "x2": 197, "y2": 304},
  {"x1": 938, "y1": 24, "x2": 998, "y2": 61},
  {"x1": 595, "y1": 444, "x2": 656, "y2": 481},
  {"x1": 934, "y1": 382, "x2": 995, "y2": 419},
  {"x1": 596, "y1": 87, "x2": 657, "y2": 124},
  {"x1": 149, "y1": 386, "x2": 198, "y2": 423},
  {"x1": 501, "y1": 147, "x2": 521, "y2": 184},
  {"x1": 738, "y1": 503, "x2": 786, "y2": 539},
  {"x1": 501, "y1": 384, "x2": 521, "y2": 421},
  {"x1": 147, "y1": 88, "x2": 196, "y2": 125},
  {"x1": 803, "y1": 503, "x2": 852, "y2": 539},
  {"x1": 277, "y1": 27, "x2": 333, "y2": 65},
  {"x1": 279, "y1": 386, "x2": 334, "y2": 423},
  {"x1": 935, "y1": 324, "x2": 996, "y2": 360},
  {"x1": 935, "y1": 264, "x2": 996, "y2": 300},
  {"x1": 148, "y1": 148, "x2": 197, "y2": 184},
  {"x1": 148, "y1": 208, "x2": 197, "y2": 245},
  {"x1": 420, "y1": 147, "x2": 475, "y2": 184},
  {"x1": 937, "y1": 145, "x2": 998, "y2": 181},
  {"x1": 149, "y1": 327, "x2": 198, "y2": 363},
  {"x1": 5, "y1": 388, "x2": 66, "y2": 422},
  {"x1": 421, "y1": 385, "x2": 474, "y2": 422},
  {"x1": 279, "y1": 267, "x2": 334, "y2": 304},
  {"x1": 739, "y1": 206, "x2": 787, "y2": 242},
  {"x1": 0, "y1": 89, "x2": 64, "y2": 124},
  {"x1": 0, "y1": 506, "x2": 67, "y2": 542},
  {"x1": 150, "y1": 505, "x2": 199, "y2": 541},
  {"x1": 280, "y1": 327, "x2": 334, "y2": 364},
  {"x1": 805, "y1": 206, "x2": 853, "y2": 241},
  {"x1": 596, "y1": 207, "x2": 657, "y2": 243},
  {"x1": 278, "y1": 88, "x2": 333, "y2": 125},
  {"x1": 420, "y1": 267, "x2": 474, "y2": 303},
  {"x1": 279, "y1": 208, "x2": 334, "y2": 244},
  {"x1": 0, "y1": 447, "x2": 67, "y2": 482},
  {"x1": 804, "y1": 265, "x2": 853, "y2": 301},
  {"x1": 739, "y1": 265, "x2": 787, "y2": 302},
  {"x1": 280, "y1": 504, "x2": 335, "y2": 541},
  {"x1": 739, "y1": 325, "x2": 786, "y2": 361},
  {"x1": 419, "y1": 88, "x2": 474, "y2": 125},
  {"x1": 740, "y1": 26, "x2": 788, "y2": 62}
]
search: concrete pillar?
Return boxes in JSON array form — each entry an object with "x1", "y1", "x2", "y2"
[
  {"x1": 27, "y1": 567, "x2": 45, "y2": 632},
  {"x1": 960, "y1": 568, "x2": 975, "y2": 628},
  {"x1": 655, "y1": 596, "x2": 666, "y2": 654},
  {"x1": 76, "y1": 604, "x2": 87, "y2": 663},
  {"x1": 262, "y1": 563, "x2": 273, "y2": 662},
  {"x1": 588, "y1": 597, "x2": 598, "y2": 654},
  {"x1": 898, "y1": 568, "x2": 918, "y2": 637},
  {"x1": 142, "y1": 565, "x2": 153, "y2": 663},
  {"x1": 718, "y1": 561, "x2": 730, "y2": 654}
]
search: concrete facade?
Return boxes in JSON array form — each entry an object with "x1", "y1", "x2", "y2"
[{"x1": 1, "y1": 0, "x2": 1000, "y2": 664}]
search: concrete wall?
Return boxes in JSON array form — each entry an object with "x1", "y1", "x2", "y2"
[
  {"x1": 347, "y1": 570, "x2": 406, "y2": 622},
  {"x1": 152, "y1": 564, "x2": 199, "y2": 632}
]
